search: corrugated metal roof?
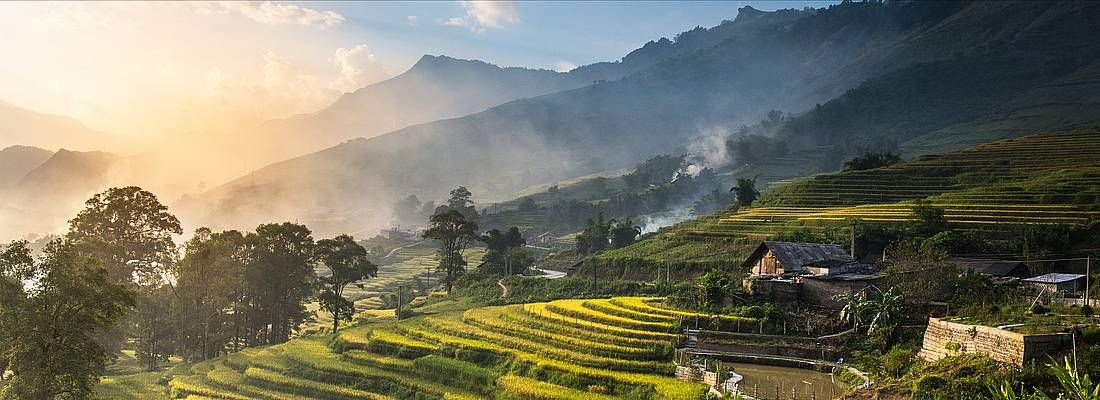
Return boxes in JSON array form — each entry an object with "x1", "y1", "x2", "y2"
[
  {"x1": 742, "y1": 241, "x2": 853, "y2": 271},
  {"x1": 1022, "y1": 273, "x2": 1085, "y2": 284}
]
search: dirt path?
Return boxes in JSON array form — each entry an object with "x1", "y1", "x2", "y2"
[{"x1": 498, "y1": 278, "x2": 509, "y2": 298}]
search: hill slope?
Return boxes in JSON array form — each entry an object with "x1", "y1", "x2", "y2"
[
  {"x1": 0, "y1": 99, "x2": 118, "y2": 151},
  {"x1": 599, "y1": 130, "x2": 1100, "y2": 271},
  {"x1": 0, "y1": 145, "x2": 52, "y2": 188}
]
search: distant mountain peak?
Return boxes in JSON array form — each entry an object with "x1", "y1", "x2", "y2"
[{"x1": 409, "y1": 54, "x2": 499, "y2": 73}]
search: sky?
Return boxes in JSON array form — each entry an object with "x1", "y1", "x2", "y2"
[{"x1": 0, "y1": 1, "x2": 835, "y2": 140}]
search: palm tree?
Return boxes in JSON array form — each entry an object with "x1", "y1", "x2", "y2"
[
  {"x1": 865, "y1": 287, "x2": 904, "y2": 335},
  {"x1": 835, "y1": 290, "x2": 868, "y2": 329}
]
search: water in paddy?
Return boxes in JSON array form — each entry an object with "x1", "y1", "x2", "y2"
[{"x1": 727, "y1": 363, "x2": 846, "y2": 400}]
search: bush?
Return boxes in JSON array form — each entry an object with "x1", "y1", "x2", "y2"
[
  {"x1": 912, "y1": 374, "x2": 949, "y2": 397},
  {"x1": 1029, "y1": 304, "x2": 1049, "y2": 315},
  {"x1": 1082, "y1": 304, "x2": 1093, "y2": 316}
]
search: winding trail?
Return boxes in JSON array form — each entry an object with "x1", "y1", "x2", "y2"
[{"x1": 498, "y1": 279, "x2": 509, "y2": 298}]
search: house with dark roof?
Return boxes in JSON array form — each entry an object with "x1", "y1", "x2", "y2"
[
  {"x1": 741, "y1": 241, "x2": 882, "y2": 308},
  {"x1": 949, "y1": 257, "x2": 1029, "y2": 278},
  {"x1": 742, "y1": 241, "x2": 858, "y2": 276}
]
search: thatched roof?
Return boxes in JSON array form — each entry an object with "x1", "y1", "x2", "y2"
[{"x1": 742, "y1": 241, "x2": 854, "y2": 271}]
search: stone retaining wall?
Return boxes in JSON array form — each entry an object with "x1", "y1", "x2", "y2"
[{"x1": 918, "y1": 318, "x2": 1071, "y2": 366}]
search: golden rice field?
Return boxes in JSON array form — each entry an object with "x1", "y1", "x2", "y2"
[
  {"x1": 95, "y1": 297, "x2": 719, "y2": 400},
  {"x1": 689, "y1": 130, "x2": 1100, "y2": 238}
]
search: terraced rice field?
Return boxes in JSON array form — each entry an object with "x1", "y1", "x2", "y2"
[
  {"x1": 98, "y1": 297, "x2": 723, "y2": 400},
  {"x1": 302, "y1": 246, "x2": 486, "y2": 335},
  {"x1": 688, "y1": 131, "x2": 1100, "y2": 237}
]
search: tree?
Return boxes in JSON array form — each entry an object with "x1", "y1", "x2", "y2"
[
  {"x1": 242, "y1": 223, "x2": 316, "y2": 344},
  {"x1": 315, "y1": 235, "x2": 376, "y2": 333},
  {"x1": 575, "y1": 213, "x2": 612, "y2": 256},
  {"x1": 392, "y1": 195, "x2": 423, "y2": 225},
  {"x1": 174, "y1": 228, "x2": 246, "y2": 361},
  {"x1": 911, "y1": 200, "x2": 949, "y2": 237},
  {"x1": 422, "y1": 210, "x2": 478, "y2": 292},
  {"x1": 842, "y1": 152, "x2": 902, "y2": 171},
  {"x1": 609, "y1": 218, "x2": 641, "y2": 249},
  {"x1": 517, "y1": 197, "x2": 539, "y2": 212},
  {"x1": 864, "y1": 287, "x2": 904, "y2": 336},
  {"x1": 883, "y1": 240, "x2": 956, "y2": 307},
  {"x1": 66, "y1": 186, "x2": 182, "y2": 285},
  {"x1": 0, "y1": 240, "x2": 134, "y2": 400},
  {"x1": 436, "y1": 186, "x2": 478, "y2": 221},
  {"x1": 479, "y1": 227, "x2": 526, "y2": 275},
  {"x1": 730, "y1": 177, "x2": 760, "y2": 207}
]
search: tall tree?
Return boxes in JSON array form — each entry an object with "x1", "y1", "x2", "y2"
[
  {"x1": 575, "y1": 213, "x2": 611, "y2": 256},
  {"x1": 174, "y1": 228, "x2": 246, "y2": 361},
  {"x1": 66, "y1": 186, "x2": 182, "y2": 358},
  {"x1": 436, "y1": 186, "x2": 478, "y2": 221},
  {"x1": 315, "y1": 234, "x2": 376, "y2": 333},
  {"x1": 422, "y1": 210, "x2": 478, "y2": 292},
  {"x1": 243, "y1": 223, "x2": 316, "y2": 344},
  {"x1": 730, "y1": 177, "x2": 760, "y2": 207},
  {"x1": 0, "y1": 240, "x2": 134, "y2": 400},
  {"x1": 67, "y1": 186, "x2": 182, "y2": 285}
]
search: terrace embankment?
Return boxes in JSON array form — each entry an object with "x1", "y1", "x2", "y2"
[{"x1": 917, "y1": 317, "x2": 1072, "y2": 366}]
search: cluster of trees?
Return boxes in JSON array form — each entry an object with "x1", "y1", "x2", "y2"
[
  {"x1": 842, "y1": 151, "x2": 903, "y2": 171},
  {"x1": 1, "y1": 187, "x2": 376, "y2": 398},
  {"x1": 479, "y1": 227, "x2": 531, "y2": 275},
  {"x1": 393, "y1": 186, "x2": 481, "y2": 228},
  {"x1": 575, "y1": 213, "x2": 642, "y2": 256}
]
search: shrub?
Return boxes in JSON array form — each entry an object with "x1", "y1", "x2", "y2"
[{"x1": 912, "y1": 374, "x2": 949, "y2": 397}]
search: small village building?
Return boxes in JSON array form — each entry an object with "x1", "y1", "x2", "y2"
[
  {"x1": 1022, "y1": 273, "x2": 1086, "y2": 293},
  {"x1": 949, "y1": 257, "x2": 1030, "y2": 278},
  {"x1": 742, "y1": 241, "x2": 864, "y2": 276},
  {"x1": 740, "y1": 241, "x2": 882, "y2": 308}
]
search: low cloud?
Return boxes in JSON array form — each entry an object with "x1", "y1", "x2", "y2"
[
  {"x1": 446, "y1": 1, "x2": 520, "y2": 32},
  {"x1": 552, "y1": 61, "x2": 577, "y2": 72},
  {"x1": 217, "y1": 2, "x2": 345, "y2": 29},
  {"x1": 330, "y1": 44, "x2": 389, "y2": 93}
]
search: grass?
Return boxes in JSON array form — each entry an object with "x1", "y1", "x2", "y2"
[{"x1": 99, "y1": 297, "x2": 711, "y2": 400}]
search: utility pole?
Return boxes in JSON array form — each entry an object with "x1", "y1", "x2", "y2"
[
  {"x1": 395, "y1": 285, "x2": 404, "y2": 321},
  {"x1": 592, "y1": 260, "x2": 597, "y2": 297},
  {"x1": 849, "y1": 219, "x2": 858, "y2": 258},
  {"x1": 1086, "y1": 256, "x2": 1092, "y2": 308}
]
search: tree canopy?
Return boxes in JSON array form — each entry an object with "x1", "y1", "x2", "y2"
[{"x1": 315, "y1": 234, "x2": 376, "y2": 332}]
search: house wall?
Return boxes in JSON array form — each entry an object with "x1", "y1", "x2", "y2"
[
  {"x1": 744, "y1": 278, "x2": 800, "y2": 303},
  {"x1": 801, "y1": 277, "x2": 880, "y2": 308},
  {"x1": 751, "y1": 250, "x2": 784, "y2": 275},
  {"x1": 918, "y1": 318, "x2": 1071, "y2": 366}
]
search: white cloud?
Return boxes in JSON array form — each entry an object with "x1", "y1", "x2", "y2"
[
  {"x1": 407, "y1": 15, "x2": 418, "y2": 26},
  {"x1": 445, "y1": 1, "x2": 520, "y2": 32},
  {"x1": 330, "y1": 44, "x2": 388, "y2": 92},
  {"x1": 444, "y1": 17, "x2": 468, "y2": 27},
  {"x1": 461, "y1": 1, "x2": 520, "y2": 28},
  {"x1": 217, "y1": 2, "x2": 345, "y2": 28},
  {"x1": 552, "y1": 61, "x2": 577, "y2": 73}
]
